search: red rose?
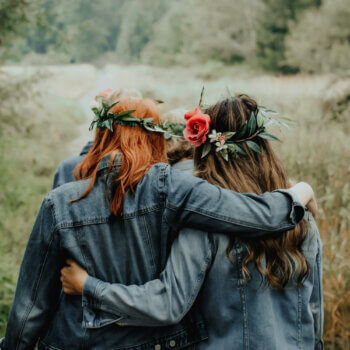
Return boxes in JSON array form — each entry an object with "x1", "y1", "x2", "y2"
[
  {"x1": 183, "y1": 113, "x2": 211, "y2": 146},
  {"x1": 184, "y1": 106, "x2": 202, "y2": 121}
]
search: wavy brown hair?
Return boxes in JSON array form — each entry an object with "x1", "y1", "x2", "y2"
[{"x1": 194, "y1": 94, "x2": 309, "y2": 289}]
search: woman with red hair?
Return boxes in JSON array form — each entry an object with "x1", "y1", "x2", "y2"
[{"x1": 1, "y1": 93, "x2": 316, "y2": 350}]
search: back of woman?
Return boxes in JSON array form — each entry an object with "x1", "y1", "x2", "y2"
[
  {"x1": 193, "y1": 95, "x2": 323, "y2": 349},
  {"x1": 197, "y1": 214, "x2": 322, "y2": 349}
]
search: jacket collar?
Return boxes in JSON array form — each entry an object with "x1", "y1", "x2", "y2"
[{"x1": 80, "y1": 141, "x2": 94, "y2": 156}]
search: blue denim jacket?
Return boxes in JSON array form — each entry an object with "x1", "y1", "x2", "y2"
[
  {"x1": 52, "y1": 141, "x2": 93, "y2": 189},
  {"x1": 1, "y1": 154, "x2": 304, "y2": 350},
  {"x1": 84, "y1": 213, "x2": 323, "y2": 350}
]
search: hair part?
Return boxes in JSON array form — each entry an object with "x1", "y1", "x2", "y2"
[{"x1": 194, "y1": 94, "x2": 309, "y2": 289}]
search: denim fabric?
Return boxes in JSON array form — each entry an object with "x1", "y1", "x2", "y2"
[
  {"x1": 83, "y1": 214, "x2": 323, "y2": 350},
  {"x1": 1, "y1": 154, "x2": 304, "y2": 350},
  {"x1": 171, "y1": 159, "x2": 194, "y2": 173},
  {"x1": 52, "y1": 141, "x2": 93, "y2": 189}
]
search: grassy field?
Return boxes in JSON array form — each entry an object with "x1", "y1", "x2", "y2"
[{"x1": 0, "y1": 64, "x2": 349, "y2": 348}]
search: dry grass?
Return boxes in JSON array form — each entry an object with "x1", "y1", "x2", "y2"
[{"x1": 0, "y1": 64, "x2": 349, "y2": 348}]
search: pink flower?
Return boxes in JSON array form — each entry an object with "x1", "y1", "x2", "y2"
[
  {"x1": 184, "y1": 106, "x2": 202, "y2": 121},
  {"x1": 95, "y1": 88, "x2": 113, "y2": 101},
  {"x1": 183, "y1": 113, "x2": 211, "y2": 146}
]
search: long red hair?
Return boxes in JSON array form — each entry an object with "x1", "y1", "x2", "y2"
[{"x1": 73, "y1": 98, "x2": 168, "y2": 215}]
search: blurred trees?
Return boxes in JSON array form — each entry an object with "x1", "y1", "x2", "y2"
[
  {"x1": 2, "y1": 0, "x2": 350, "y2": 74},
  {"x1": 256, "y1": 0, "x2": 321, "y2": 73},
  {"x1": 0, "y1": 0, "x2": 43, "y2": 61},
  {"x1": 285, "y1": 0, "x2": 350, "y2": 73}
]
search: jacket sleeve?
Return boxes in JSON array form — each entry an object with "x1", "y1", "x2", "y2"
[
  {"x1": 2, "y1": 195, "x2": 62, "y2": 350},
  {"x1": 308, "y1": 217, "x2": 324, "y2": 349},
  {"x1": 163, "y1": 166, "x2": 305, "y2": 238},
  {"x1": 81, "y1": 229, "x2": 214, "y2": 327}
]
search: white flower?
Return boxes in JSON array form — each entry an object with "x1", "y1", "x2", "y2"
[
  {"x1": 208, "y1": 129, "x2": 222, "y2": 143},
  {"x1": 215, "y1": 139, "x2": 227, "y2": 152}
]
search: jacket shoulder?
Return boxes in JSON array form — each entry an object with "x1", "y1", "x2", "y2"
[{"x1": 46, "y1": 179, "x2": 110, "y2": 227}]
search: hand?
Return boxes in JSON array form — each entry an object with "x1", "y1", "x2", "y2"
[
  {"x1": 290, "y1": 182, "x2": 318, "y2": 218},
  {"x1": 60, "y1": 259, "x2": 88, "y2": 295}
]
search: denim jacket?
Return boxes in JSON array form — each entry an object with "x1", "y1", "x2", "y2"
[
  {"x1": 52, "y1": 141, "x2": 93, "y2": 189},
  {"x1": 1, "y1": 154, "x2": 304, "y2": 350},
  {"x1": 83, "y1": 213, "x2": 323, "y2": 350}
]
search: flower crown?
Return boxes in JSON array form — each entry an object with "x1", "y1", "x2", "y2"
[
  {"x1": 89, "y1": 89, "x2": 185, "y2": 138},
  {"x1": 183, "y1": 89, "x2": 288, "y2": 161}
]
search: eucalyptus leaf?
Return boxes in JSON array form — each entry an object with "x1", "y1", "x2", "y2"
[
  {"x1": 118, "y1": 116, "x2": 139, "y2": 122},
  {"x1": 227, "y1": 143, "x2": 236, "y2": 153},
  {"x1": 201, "y1": 143, "x2": 211, "y2": 158},
  {"x1": 220, "y1": 148, "x2": 229, "y2": 161},
  {"x1": 106, "y1": 119, "x2": 114, "y2": 131},
  {"x1": 234, "y1": 144, "x2": 247, "y2": 155},
  {"x1": 246, "y1": 141, "x2": 262, "y2": 155},
  {"x1": 223, "y1": 131, "x2": 236, "y2": 139},
  {"x1": 143, "y1": 117, "x2": 155, "y2": 123},
  {"x1": 258, "y1": 132, "x2": 280, "y2": 141},
  {"x1": 256, "y1": 111, "x2": 265, "y2": 128},
  {"x1": 247, "y1": 113, "x2": 257, "y2": 135},
  {"x1": 115, "y1": 110, "x2": 137, "y2": 118},
  {"x1": 237, "y1": 122, "x2": 248, "y2": 138}
]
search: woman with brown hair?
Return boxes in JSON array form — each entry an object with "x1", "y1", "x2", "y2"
[
  {"x1": 1, "y1": 92, "x2": 316, "y2": 350},
  {"x1": 61, "y1": 95, "x2": 322, "y2": 349}
]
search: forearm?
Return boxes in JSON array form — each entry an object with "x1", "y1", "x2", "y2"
[
  {"x1": 167, "y1": 188, "x2": 304, "y2": 238},
  {"x1": 82, "y1": 230, "x2": 213, "y2": 327}
]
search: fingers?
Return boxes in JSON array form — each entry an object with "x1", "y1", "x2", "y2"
[{"x1": 66, "y1": 258, "x2": 75, "y2": 266}]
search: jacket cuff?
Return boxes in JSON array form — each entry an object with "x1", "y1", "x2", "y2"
[
  {"x1": 273, "y1": 189, "x2": 305, "y2": 225},
  {"x1": 82, "y1": 276, "x2": 102, "y2": 308}
]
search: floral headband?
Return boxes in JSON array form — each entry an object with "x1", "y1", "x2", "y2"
[
  {"x1": 89, "y1": 89, "x2": 184, "y2": 138},
  {"x1": 182, "y1": 103, "x2": 286, "y2": 161}
]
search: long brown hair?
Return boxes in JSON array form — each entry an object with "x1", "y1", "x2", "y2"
[
  {"x1": 73, "y1": 97, "x2": 168, "y2": 215},
  {"x1": 194, "y1": 94, "x2": 309, "y2": 289}
]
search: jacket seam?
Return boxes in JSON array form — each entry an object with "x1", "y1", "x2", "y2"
[
  {"x1": 16, "y1": 199, "x2": 58, "y2": 350},
  {"x1": 178, "y1": 235, "x2": 213, "y2": 322},
  {"x1": 166, "y1": 203, "x2": 294, "y2": 232}
]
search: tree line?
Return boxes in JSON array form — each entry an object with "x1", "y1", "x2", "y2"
[{"x1": 1, "y1": 0, "x2": 350, "y2": 73}]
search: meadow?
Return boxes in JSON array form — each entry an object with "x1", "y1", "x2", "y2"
[{"x1": 0, "y1": 64, "x2": 349, "y2": 349}]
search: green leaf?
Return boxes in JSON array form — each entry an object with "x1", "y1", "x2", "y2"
[
  {"x1": 247, "y1": 113, "x2": 257, "y2": 135},
  {"x1": 223, "y1": 131, "x2": 236, "y2": 139},
  {"x1": 106, "y1": 119, "x2": 114, "y2": 131},
  {"x1": 201, "y1": 143, "x2": 211, "y2": 158},
  {"x1": 220, "y1": 148, "x2": 229, "y2": 161},
  {"x1": 89, "y1": 120, "x2": 96, "y2": 131},
  {"x1": 143, "y1": 117, "x2": 155, "y2": 123},
  {"x1": 256, "y1": 110, "x2": 265, "y2": 128},
  {"x1": 115, "y1": 109, "x2": 136, "y2": 117},
  {"x1": 237, "y1": 122, "x2": 248, "y2": 138},
  {"x1": 246, "y1": 141, "x2": 262, "y2": 155},
  {"x1": 227, "y1": 143, "x2": 236, "y2": 153},
  {"x1": 143, "y1": 123, "x2": 156, "y2": 132},
  {"x1": 263, "y1": 109, "x2": 278, "y2": 115},
  {"x1": 258, "y1": 132, "x2": 280, "y2": 141},
  {"x1": 234, "y1": 143, "x2": 247, "y2": 155},
  {"x1": 118, "y1": 115, "x2": 139, "y2": 122}
]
